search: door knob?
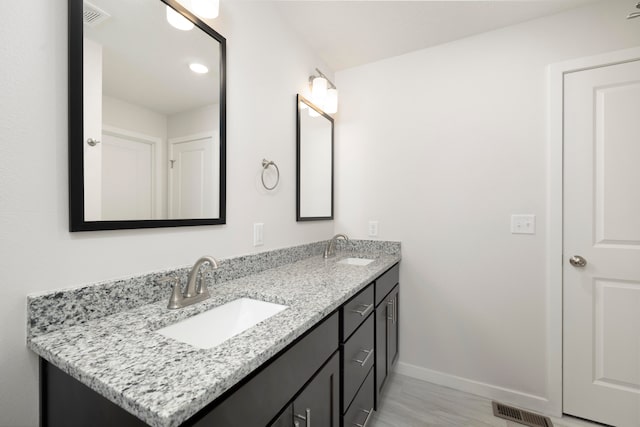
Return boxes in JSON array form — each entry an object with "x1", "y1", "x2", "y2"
[{"x1": 569, "y1": 255, "x2": 587, "y2": 267}]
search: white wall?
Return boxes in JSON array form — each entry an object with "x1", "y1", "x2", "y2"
[
  {"x1": 167, "y1": 103, "x2": 219, "y2": 139},
  {"x1": 335, "y1": 0, "x2": 640, "y2": 415},
  {"x1": 0, "y1": 1, "x2": 333, "y2": 425},
  {"x1": 103, "y1": 95, "x2": 168, "y2": 140}
]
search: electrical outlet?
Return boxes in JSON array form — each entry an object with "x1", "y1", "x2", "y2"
[
  {"x1": 253, "y1": 223, "x2": 264, "y2": 246},
  {"x1": 368, "y1": 221, "x2": 379, "y2": 237},
  {"x1": 511, "y1": 215, "x2": 535, "y2": 234}
]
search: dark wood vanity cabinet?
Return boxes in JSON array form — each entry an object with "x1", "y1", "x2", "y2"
[
  {"x1": 40, "y1": 262, "x2": 400, "y2": 427},
  {"x1": 41, "y1": 313, "x2": 339, "y2": 427},
  {"x1": 270, "y1": 352, "x2": 340, "y2": 427},
  {"x1": 374, "y1": 264, "x2": 400, "y2": 407},
  {"x1": 340, "y1": 283, "x2": 375, "y2": 427}
]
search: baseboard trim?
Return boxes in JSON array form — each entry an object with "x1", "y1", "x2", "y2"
[{"x1": 395, "y1": 361, "x2": 553, "y2": 415}]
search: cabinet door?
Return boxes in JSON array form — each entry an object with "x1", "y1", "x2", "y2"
[
  {"x1": 375, "y1": 302, "x2": 388, "y2": 401},
  {"x1": 293, "y1": 352, "x2": 340, "y2": 427},
  {"x1": 270, "y1": 405, "x2": 293, "y2": 427},
  {"x1": 387, "y1": 287, "x2": 399, "y2": 367}
]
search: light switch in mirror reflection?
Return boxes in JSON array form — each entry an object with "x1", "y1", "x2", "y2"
[
  {"x1": 296, "y1": 95, "x2": 334, "y2": 221},
  {"x1": 69, "y1": 0, "x2": 226, "y2": 231}
]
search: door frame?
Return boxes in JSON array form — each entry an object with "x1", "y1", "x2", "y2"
[{"x1": 547, "y1": 45, "x2": 640, "y2": 417}]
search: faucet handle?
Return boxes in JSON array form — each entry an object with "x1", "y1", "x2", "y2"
[
  {"x1": 167, "y1": 281, "x2": 183, "y2": 310},
  {"x1": 159, "y1": 276, "x2": 182, "y2": 310}
]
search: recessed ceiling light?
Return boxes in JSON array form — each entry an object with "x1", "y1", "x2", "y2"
[{"x1": 189, "y1": 63, "x2": 209, "y2": 74}]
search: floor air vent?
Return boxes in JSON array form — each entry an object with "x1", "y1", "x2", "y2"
[{"x1": 492, "y1": 401, "x2": 553, "y2": 427}]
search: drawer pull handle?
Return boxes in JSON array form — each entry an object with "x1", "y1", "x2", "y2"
[
  {"x1": 353, "y1": 408, "x2": 374, "y2": 427},
  {"x1": 387, "y1": 299, "x2": 394, "y2": 321},
  {"x1": 295, "y1": 408, "x2": 311, "y2": 427},
  {"x1": 351, "y1": 303, "x2": 373, "y2": 317},
  {"x1": 352, "y1": 348, "x2": 374, "y2": 367},
  {"x1": 394, "y1": 296, "x2": 398, "y2": 324}
]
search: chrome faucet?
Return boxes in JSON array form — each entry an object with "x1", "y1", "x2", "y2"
[
  {"x1": 167, "y1": 256, "x2": 219, "y2": 309},
  {"x1": 324, "y1": 234, "x2": 349, "y2": 258}
]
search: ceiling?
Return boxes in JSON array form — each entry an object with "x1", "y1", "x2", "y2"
[
  {"x1": 85, "y1": 0, "x2": 221, "y2": 116},
  {"x1": 273, "y1": 0, "x2": 601, "y2": 71}
]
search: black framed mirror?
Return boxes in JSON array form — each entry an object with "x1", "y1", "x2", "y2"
[
  {"x1": 296, "y1": 94, "x2": 334, "y2": 221},
  {"x1": 69, "y1": 0, "x2": 226, "y2": 231}
]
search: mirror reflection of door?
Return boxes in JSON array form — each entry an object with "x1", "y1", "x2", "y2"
[
  {"x1": 81, "y1": 0, "x2": 221, "y2": 221},
  {"x1": 168, "y1": 132, "x2": 219, "y2": 219},
  {"x1": 101, "y1": 127, "x2": 160, "y2": 221}
]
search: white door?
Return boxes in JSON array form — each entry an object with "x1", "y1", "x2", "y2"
[
  {"x1": 563, "y1": 59, "x2": 640, "y2": 427},
  {"x1": 168, "y1": 133, "x2": 218, "y2": 219},
  {"x1": 101, "y1": 132, "x2": 155, "y2": 220},
  {"x1": 83, "y1": 38, "x2": 103, "y2": 221}
]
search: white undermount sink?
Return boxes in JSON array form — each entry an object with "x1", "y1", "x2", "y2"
[
  {"x1": 156, "y1": 298, "x2": 288, "y2": 349},
  {"x1": 338, "y1": 257, "x2": 375, "y2": 266}
]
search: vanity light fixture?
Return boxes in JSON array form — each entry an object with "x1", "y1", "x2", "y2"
[
  {"x1": 309, "y1": 68, "x2": 338, "y2": 114},
  {"x1": 189, "y1": 63, "x2": 209, "y2": 74},
  {"x1": 166, "y1": 5, "x2": 194, "y2": 31}
]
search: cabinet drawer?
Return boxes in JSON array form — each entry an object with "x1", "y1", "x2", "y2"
[
  {"x1": 375, "y1": 264, "x2": 399, "y2": 306},
  {"x1": 343, "y1": 369, "x2": 375, "y2": 427},
  {"x1": 342, "y1": 284, "x2": 374, "y2": 341},
  {"x1": 342, "y1": 314, "x2": 374, "y2": 410}
]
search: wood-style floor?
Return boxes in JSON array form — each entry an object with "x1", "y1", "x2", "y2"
[{"x1": 370, "y1": 373, "x2": 603, "y2": 427}]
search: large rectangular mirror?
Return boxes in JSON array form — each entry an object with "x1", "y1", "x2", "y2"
[
  {"x1": 296, "y1": 94, "x2": 334, "y2": 221},
  {"x1": 69, "y1": 0, "x2": 226, "y2": 231}
]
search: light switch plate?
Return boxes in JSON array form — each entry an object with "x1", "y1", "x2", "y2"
[
  {"x1": 511, "y1": 215, "x2": 535, "y2": 234},
  {"x1": 368, "y1": 221, "x2": 379, "y2": 237},
  {"x1": 253, "y1": 223, "x2": 264, "y2": 246}
]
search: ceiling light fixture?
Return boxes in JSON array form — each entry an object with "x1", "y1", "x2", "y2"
[
  {"x1": 309, "y1": 68, "x2": 338, "y2": 114},
  {"x1": 166, "y1": 5, "x2": 194, "y2": 31},
  {"x1": 189, "y1": 63, "x2": 209, "y2": 74},
  {"x1": 192, "y1": 0, "x2": 219, "y2": 19}
]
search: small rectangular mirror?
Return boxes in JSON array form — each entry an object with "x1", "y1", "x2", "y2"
[
  {"x1": 296, "y1": 94, "x2": 334, "y2": 221},
  {"x1": 69, "y1": 0, "x2": 226, "y2": 231}
]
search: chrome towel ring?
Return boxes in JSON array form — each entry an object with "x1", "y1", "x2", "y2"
[{"x1": 261, "y1": 159, "x2": 280, "y2": 190}]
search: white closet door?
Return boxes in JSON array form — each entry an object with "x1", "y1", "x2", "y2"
[{"x1": 563, "y1": 59, "x2": 640, "y2": 427}]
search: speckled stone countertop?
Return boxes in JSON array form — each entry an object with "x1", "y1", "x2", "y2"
[{"x1": 28, "y1": 244, "x2": 400, "y2": 427}]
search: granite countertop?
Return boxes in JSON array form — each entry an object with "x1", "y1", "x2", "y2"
[{"x1": 28, "y1": 251, "x2": 400, "y2": 427}]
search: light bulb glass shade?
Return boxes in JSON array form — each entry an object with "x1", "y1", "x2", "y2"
[
  {"x1": 192, "y1": 0, "x2": 219, "y2": 18},
  {"x1": 311, "y1": 76, "x2": 328, "y2": 105},
  {"x1": 189, "y1": 63, "x2": 209, "y2": 74},
  {"x1": 309, "y1": 108, "x2": 320, "y2": 118},
  {"x1": 166, "y1": 6, "x2": 194, "y2": 31},
  {"x1": 324, "y1": 88, "x2": 338, "y2": 114}
]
